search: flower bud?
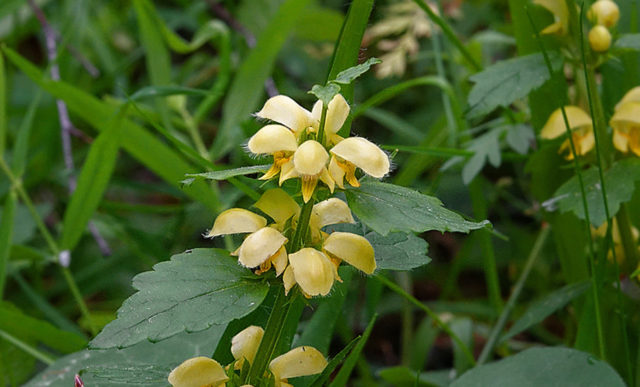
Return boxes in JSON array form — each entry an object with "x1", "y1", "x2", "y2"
[
  {"x1": 588, "y1": 0, "x2": 620, "y2": 28},
  {"x1": 589, "y1": 25, "x2": 612, "y2": 52}
]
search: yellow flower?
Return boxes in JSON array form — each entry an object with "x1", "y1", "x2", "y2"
[
  {"x1": 534, "y1": 0, "x2": 569, "y2": 35},
  {"x1": 311, "y1": 93, "x2": 350, "y2": 145},
  {"x1": 247, "y1": 124, "x2": 298, "y2": 181},
  {"x1": 611, "y1": 87, "x2": 640, "y2": 156},
  {"x1": 168, "y1": 356, "x2": 228, "y2": 387},
  {"x1": 593, "y1": 219, "x2": 640, "y2": 264},
  {"x1": 588, "y1": 0, "x2": 620, "y2": 28},
  {"x1": 323, "y1": 232, "x2": 376, "y2": 275},
  {"x1": 589, "y1": 25, "x2": 612, "y2": 52},
  {"x1": 269, "y1": 346, "x2": 327, "y2": 387},
  {"x1": 329, "y1": 137, "x2": 390, "y2": 188},
  {"x1": 231, "y1": 326, "x2": 264, "y2": 369},
  {"x1": 309, "y1": 197, "x2": 355, "y2": 243},
  {"x1": 541, "y1": 106, "x2": 594, "y2": 160},
  {"x1": 284, "y1": 248, "x2": 337, "y2": 297},
  {"x1": 282, "y1": 139, "x2": 335, "y2": 203}
]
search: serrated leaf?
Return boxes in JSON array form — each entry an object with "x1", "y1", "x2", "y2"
[
  {"x1": 546, "y1": 159, "x2": 640, "y2": 227},
  {"x1": 309, "y1": 83, "x2": 341, "y2": 105},
  {"x1": 345, "y1": 181, "x2": 490, "y2": 236},
  {"x1": 332, "y1": 58, "x2": 381, "y2": 85},
  {"x1": 90, "y1": 249, "x2": 268, "y2": 349},
  {"x1": 500, "y1": 281, "x2": 590, "y2": 344},
  {"x1": 451, "y1": 347, "x2": 624, "y2": 387},
  {"x1": 506, "y1": 124, "x2": 534, "y2": 155},
  {"x1": 466, "y1": 52, "x2": 563, "y2": 119},
  {"x1": 461, "y1": 127, "x2": 504, "y2": 185},
  {"x1": 182, "y1": 164, "x2": 271, "y2": 185},
  {"x1": 25, "y1": 325, "x2": 225, "y2": 387},
  {"x1": 615, "y1": 34, "x2": 640, "y2": 51}
]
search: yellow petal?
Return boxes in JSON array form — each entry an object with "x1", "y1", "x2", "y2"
[
  {"x1": 534, "y1": 0, "x2": 568, "y2": 35},
  {"x1": 207, "y1": 209, "x2": 267, "y2": 238},
  {"x1": 578, "y1": 130, "x2": 595, "y2": 155},
  {"x1": 248, "y1": 125, "x2": 298, "y2": 154},
  {"x1": 256, "y1": 95, "x2": 316, "y2": 133},
  {"x1": 328, "y1": 156, "x2": 345, "y2": 189},
  {"x1": 283, "y1": 266, "x2": 296, "y2": 296},
  {"x1": 294, "y1": 140, "x2": 329, "y2": 176},
  {"x1": 325, "y1": 94, "x2": 350, "y2": 135},
  {"x1": 611, "y1": 102, "x2": 640, "y2": 127},
  {"x1": 589, "y1": 25, "x2": 611, "y2": 52},
  {"x1": 323, "y1": 232, "x2": 376, "y2": 274},
  {"x1": 311, "y1": 198, "x2": 355, "y2": 229},
  {"x1": 616, "y1": 87, "x2": 640, "y2": 110},
  {"x1": 254, "y1": 188, "x2": 300, "y2": 225},
  {"x1": 613, "y1": 129, "x2": 629, "y2": 153},
  {"x1": 168, "y1": 357, "x2": 228, "y2": 387},
  {"x1": 238, "y1": 227, "x2": 287, "y2": 268},
  {"x1": 288, "y1": 248, "x2": 335, "y2": 296},
  {"x1": 271, "y1": 246, "x2": 288, "y2": 276},
  {"x1": 540, "y1": 106, "x2": 592, "y2": 139},
  {"x1": 301, "y1": 176, "x2": 319, "y2": 203},
  {"x1": 231, "y1": 326, "x2": 264, "y2": 366},
  {"x1": 319, "y1": 167, "x2": 335, "y2": 193},
  {"x1": 330, "y1": 137, "x2": 390, "y2": 178},
  {"x1": 589, "y1": 0, "x2": 619, "y2": 28},
  {"x1": 269, "y1": 346, "x2": 327, "y2": 380},
  {"x1": 279, "y1": 159, "x2": 299, "y2": 185}
]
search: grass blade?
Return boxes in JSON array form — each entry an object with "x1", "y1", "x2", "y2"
[
  {"x1": 329, "y1": 314, "x2": 377, "y2": 387},
  {"x1": 0, "y1": 192, "x2": 16, "y2": 298}
]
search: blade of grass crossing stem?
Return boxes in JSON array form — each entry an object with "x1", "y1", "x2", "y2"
[
  {"x1": 0, "y1": 52, "x2": 6, "y2": 156},
  {"x1": 329, "y1": 314, "x2": 377, "y2": 387},
  {"x1": 2, "y1": 47, "x2": 220, "y2": 212},
  {"x1": 60, "y1": 107, "x2": 125, "y2": 251},
  {"x1": 211, "y1": 0, "x2": 312, "y2": 159},
  {"x1": 325, "y1": 0, "x2": 374, "y2": 104},
  {"x1": 0, "y1": 192, "x2": 16, "y2": 299},
  {"x1": 11, "y1": 91, "x2": 41, "y2": 177},
  {"x1": 526, "y1": 8, "x2": 605, "y2": 360},
  {"x1": 133, "y1": 0, "x2": 173, "y2": 132},
  {"x1": 308, "y1": 336, "x2": 361, "y2": 387},
  {"x1": 0, "y1": 328, "x2": 55, "y2": 365}
]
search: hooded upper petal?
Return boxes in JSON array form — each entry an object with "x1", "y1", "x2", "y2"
[
  {"x1": 330, "y1": 137, "x2": 390, "y2": 178},
  {"x1": 288, "y1": 248, "x2": 335, "y2": 296},
  {"x1": 311, "y1": 198, "x2": 355, "y2": 229},
  {"x1": 616, "y1": 87, "x2": 640, "y2": 110},
  {"x1": 237, "y1": 227, "x2": 287, "y2": 268},
  {"x1": 256, "y1": 95, "x2": 316, "y2": 133},
  {"x1": 294, "y1": 140, "x2": 329, "y2": 176},
  {"x1": 248, "y1": 125, "x2": 298, "y2": 154},
  {"x1": 231, "y1": 326, "x2": 264, "y2": 366},
  {"x1": 323, "y1": 232, "x2": 376, "y2": 274},
  {"x1": 254, "y1": 188, "x2": 300, "y2": 225},
  {"x1": 534, "y1": 0, "x2": 569, "y2": 35},
  {"x1": 325, "y1": 94, "x2": 350, "y2": 135},
  {"x1": 611, "y1": 102, "x2": 640, "y2": 127},
  {"x1": 269, "y1": 346, "x2": 327, "y2": 382},
  {"x1": 540, "y1": 106, "x2": 592, "y2": 139},
  {"x1": 207, "y1": 209, "x2": 267, "y2": 238},
  {"x1": 168, "y1": 357, "x2": 228, "y2": 387}
]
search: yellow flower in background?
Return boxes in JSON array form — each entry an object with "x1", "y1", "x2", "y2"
[
  {"x1": 589, "y1": 25, "x2": 612, "y2": 52},
  {"x1": 269, "y1": 346, "x2": 327, "y2": 387},
  {"x1": 534, "y1": 0, "x2": 569, "y2": 35},
  {"x1": 168, "y1": 356, "x2": 228, "y2": 387},
  {"x1": 593, "y1": 219, "x2": 640, "y2": 264},
  {"x1": 588, "y1": 0, "x2": 620, "y2": 28},
  {"x1": 611, "y1": 87, "x2": 640, "y2": 156},
  {"x1": 541, "y1": 106, "x2": 594, "y2": 160}
]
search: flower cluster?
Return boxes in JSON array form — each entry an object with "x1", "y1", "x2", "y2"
[
  {"x1": 249, "y1": 93, "x2": 390, "y2": 202},
  {"x1": 168, "y1": 326, "x2": 326, "y2": 387}
]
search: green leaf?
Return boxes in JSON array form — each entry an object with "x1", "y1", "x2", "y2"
[
  {"x1": 332, "y1": 57, "x2": 381, "y2": 85},
  {"x1": 1, "y1": 336, "x2": 36, "y2": 387},
  {"x1": 308, "y1": 336, "x2": 361, "y2": 387},
  {"x1": 366, "y1": 231, "x2": 431, "y2": 271},
  {"x1": 466, "y1": 52, "x2": 563, "y2": 119},
  {"x1": 500, "y1": 281, "x2": 591, "y2": 344},
  {"x1": 0, "y1": 193, "x2": 16, "y2": 298},
  {"x1": 505, "y1": 124, "x2": 535, "y2": 155},
  {"x1": 548, "y1": 159, "x2": 640, "y2": 227},
  {"x1": 293, "y1": 7, "x2": 344, "y2": 42},
  {"x1": 0, "y1": 302, "x2": 87, "y2": 353},
  {"x1": 383, "y1": 144, "x2": 472, "y2": 157},
  {"x1": 379, "y1": 366, "x2": 452, "y2": 387},
  {"x1": 614, "y1": 34, "x2": 640, "y2": 51},
  {"x1": 308, "y1": 83, "x2": 341, "y2": 106},
  {"x1": 0, "y1": 52, "x2": 5, "y2": 156},
  {"x1": 60, "y1": 108, "x2": 123, "y2": 251},
  {"x1": 129, "y1": 86, "x2": 210, "y2": 101},
  {"x1": 11, "y1": 91, "x2": 41, "y2": 177},
  {"x1": 451, "y1": 347, "x2": 625, "y2": 387},
  {"x1": 329, "y1": 314, "x2": 377, "y2": 387},
  {"x1": 182, "y1": 164, "x2": 271, "y2": 185},
  {"x1": 345, "y1": 181, "x2": 490, "y2": 236},
  {"x1": 2, "y1": 46, "x2": 219, "y2": 212},
  {"x1": 211, "y1": 0, "x2": 312, "y2": 158},
  {"x1": 461, "y1": 127, "x2": 504, "y2": 185},
  {"x1": 90, "y1": 249, "x2": 268, "y2": 349},
  {"x1": 25, "y1": 324, "x2": 226, "y2": 387}
]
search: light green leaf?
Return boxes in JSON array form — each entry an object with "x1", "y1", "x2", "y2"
[
  {"x1": 90, "y1": 249, "x2": 268, "y2": 349},
  {"x1": 309, "y1": 83, "x2": 341, "y2": 106},
  {"x1": 461, "y1": 127, "x2": 503, "y2": 184},
  {"x1": 25, "y1": 324, "x2": 225, "y2": 387},
  {"x1": 614, "y1": 34, "x2": 640, "y2": 51},
  {"x1": 345, "y1": 181, "x2": 490, "y2": 236},
  {"x1": 548, "y1": 159, "x2": 640, "y2": 227},
  {"x1": 451, "y1": 347, "x2": 624, "y2": 387},
  {"x1": 466, "y1": 52, "x2": 563, "y2": 119},
  {"x1": 505, "y1": 124, "x2": 534, "y2": 155},
  {"x1": 332, "y1": 57, "x2": 381, "y2": 85},
  {"x1": 183, "y1": 164, "x2": 271, "y2": 185},
  {"x1": 60, "y1": 108, "x2": 123, "y2": 251},
  {"x1": 1, "y1": 335, "x2": 36, "y2": 387},
  {"x1": 129, "y1": 86, "x2": 210, "y2": 101},
  {"x1": 500, "y1": 281, "x2": 591, "y2": 344}
]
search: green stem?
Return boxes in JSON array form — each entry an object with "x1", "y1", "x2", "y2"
[
  {"x1": 0, "y1": 328, "x2": 55, "y2": 365},
  {"x1": 375, "y1": 274, "x2": 476, "y2": 366},
  {"x1": 317, "y1": 103, "x2": 328, "y2": 146},
  {"x1": 396, "y1": 271, "x2": 414, "y2": 366},
  {"x1": 0, "y1": 191, "x2": 16, "y2": 299},
  {"x1": 180, "y1": 109, "x2": 210, "y2": 161},
  {"x1": 477, "y1": 225, "x2": 550, "y2": 364},
  {"x1": 289, "y1": 200, "x2": 314, "y2": 252}
]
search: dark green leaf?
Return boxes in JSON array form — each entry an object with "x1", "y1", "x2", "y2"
[
  {"x1": 500, "y1": 281, "x2": 591, "y2": 343},
  {"x1": 0, "y1": 193, "x2": 16, "y2": 297},
  {"x1": 308, "y1": 336, "x2": 361, "y2": 387},
  {"x1": 11, "y1": 91, "x2": 41, "y2": 177},
  {"x1": 379, "y1": 366, "x2": 452, "y2": 387},
  {"x1": 345, "y1": 181, "x2": 490, "y2": 236},
  {"x1": 183, "y1": 164, "x2": 271, "y2": 185},
  {"x1": 466, "y1": 52, "x2": 563, "y2": 119},
  {"x1": 614, "y1": 34, "x2": 640, "y2": 51},
  {"x1": 548, "y1": 159, "x2": 640, "y2": 227},
  {"x1": 365, "y1": 231, "x2": 430, "y2": 271},
  {"x1": 332, "y1": 58, "x2": 381, "y2": 85},
  {"x1": 26, "y1": 325, "x2": 225, "y2": 387},
  {"x1": 451, "y1": 347, "x2": 624, "y2": 387},
  {"x1": 0, "y1": 52, "x2": 5, "y2": 156},
  {"x1": 309, "y1": 83, "x2": 341, "y2": 106},
  {"x1": 329, "y1": 314, "x2": 376, "y2": 387},
  {"x1": 90, "y1": 249, "x2": 268, "y2": 349}
]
